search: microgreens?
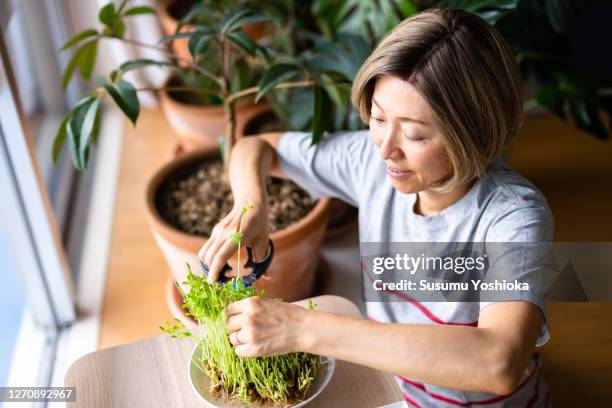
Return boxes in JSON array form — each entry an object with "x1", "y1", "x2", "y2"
[{"x1": 161, "y1": 202, "x2": 323, "y2": 404}]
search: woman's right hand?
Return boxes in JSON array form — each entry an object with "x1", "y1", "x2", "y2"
[{"x1": 198, "y1": 199, "x2": 270, "y2": 283}]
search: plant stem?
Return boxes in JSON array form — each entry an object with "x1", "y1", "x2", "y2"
[
  {"x1": 219, "y1": 36, "x2": 233, "y2": 172},
  {"x1": 136, "y1": 85, "x2": 221, "y2": 96},
  {"x1": 102, "y1": 35, "x2": 224, "y2": 86},
  {"x1": 226, "y1": 80, "x2": 351, "y2": 105},
  {"x1": 223, "y1": 99, "x2": 236, "y2": 173}
]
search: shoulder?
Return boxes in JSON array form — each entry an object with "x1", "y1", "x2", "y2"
[
  {"x1": 279, "y1": 128, "x2": 375, "y2": 168},
  {"x1": 477, "y1": 158, "x2": 554, "y2": 242}
]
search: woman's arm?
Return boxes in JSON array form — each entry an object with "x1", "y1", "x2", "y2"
[
  {"x1": 198, "y1": 132, "x2": 285, "y2": 282},
  {"x1": 227, "y1": 132, "x2": 287, "y2": 205},
  {"x1": 224, "y1": 298, "x2": 543, "y2": 395}
]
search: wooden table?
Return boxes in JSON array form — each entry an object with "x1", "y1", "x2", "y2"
[{"x1": 66, "y1": 295, "x2": 404, "y2": 407}]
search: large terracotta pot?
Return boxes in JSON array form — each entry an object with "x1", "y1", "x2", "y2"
[
  {"x1": 157, "y1": 0, "x2": 270, "y2": 62},
  {"x1": 145, "y1": 145, "x2": 332, "y2": 304},
  {"x1": 159, "y1": 76, "x2": 270, "y2": 151}
]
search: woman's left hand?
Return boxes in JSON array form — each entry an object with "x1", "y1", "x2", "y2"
[{"x1": 224, "y1": 296, "x2": 310, "y2": 357}]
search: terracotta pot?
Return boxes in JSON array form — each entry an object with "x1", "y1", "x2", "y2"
[
  {"x1": 324, "y1": 198, "x2": 359, "y2": 239},
  {"x1": 145, "y1": 145, "x2": 331, "y2": 303},
  {"x1": 157, "y1": 0, "x2": 270, "y2": 62},
  {"x1": 159, "y1": 76, "x2": 271, "y2": 151}
]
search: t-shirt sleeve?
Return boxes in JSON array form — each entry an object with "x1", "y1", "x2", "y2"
[
  {"x1": 275, "y1": 130, "x2": 371, "y2": 207},
  {"x1": 482, "y1": 203, "x2": 555, "y2": 347}
]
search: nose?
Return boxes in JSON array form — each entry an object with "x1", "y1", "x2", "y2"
[{"x1": 376, "y1": 126, "x2": 403, "y2": 161}]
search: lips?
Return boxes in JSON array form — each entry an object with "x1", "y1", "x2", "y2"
[
  {"x1": 386, "y1": 166, "x2": 409, "y2": 174},
  {"x1": 386, "y1": 165, "x2": 412, "y2": 179}
]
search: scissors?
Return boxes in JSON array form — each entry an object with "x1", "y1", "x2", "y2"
[{"x1": 199, "y1": 238, "x2": 274, "y2": 287}]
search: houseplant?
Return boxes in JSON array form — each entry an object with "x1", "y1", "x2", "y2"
[
  {"x1": 54, "y1": 0, "x2": 377, "y2": 305},
  {"x1": 156, "y1": 0, "x2": 273, "y2": 62},
  {"x1": 155, "y1": 0, "x2": 282, "y2": 151},
  {"x1": 437, "y1": 0, "x2": 612, "y2": 140}
]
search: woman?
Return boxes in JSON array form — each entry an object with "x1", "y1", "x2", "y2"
[{"x1": 198, "y1": 9, "x2": 552, "y2": 407}]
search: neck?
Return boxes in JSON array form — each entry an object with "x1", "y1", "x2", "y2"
[{"x1": 414, "y1": 180, "x2": 474, "y2": 216}]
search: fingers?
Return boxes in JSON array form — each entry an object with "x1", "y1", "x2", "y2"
[
  {"x1": 252, "y1": 239, "x2": 270, "y2": 262},
  {"x1": 207, "y1": 239, "x2": 238, "y2": 283},
  {"x1": 225, "y1": 313, "x2": 245, "y2": 333},
  {"x1": 198, "y1": 210, "x2": 242, "y2": 283},
  {"x1": 197, "y1": 210, "x2": 236, "y2": 261},
  {"x1": 235, "y1": 344, "x2": 261, "y2": 357},
  {"x1": 224, "y1": 298, "x2": 249, "y2": 317},
  {"x1": 228, "y1": 330, "x2": 242, "y2": 346}
]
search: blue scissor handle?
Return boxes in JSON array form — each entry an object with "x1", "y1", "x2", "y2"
[{"x1": 199, "y1": 238, "x2": 274, "y2": 287}]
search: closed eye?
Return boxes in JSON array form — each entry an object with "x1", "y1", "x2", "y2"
[{"x1": 405, "y1": 134, "x2": 426, "y2": 142}]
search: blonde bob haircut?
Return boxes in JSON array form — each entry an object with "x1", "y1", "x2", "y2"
[{"x1": 351, "y1": 8, "x2": 523, "y2": 191}]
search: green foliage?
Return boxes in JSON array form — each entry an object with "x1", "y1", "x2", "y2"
[
  {"x1": 312, "y1": 0, "x2": 418, "y2": 42},
  {"x1": 311, "y1": 85, "x2": 332, "y2": 145},
  {"x1": 160, "y1": 317, "x2": 193, "y2": 339},
  {"x1": 98, "y1": 77, "x2": 140, "y2": 125},
  {"x1": 170, "y1": 264, "x2": 323, "y2": 404},
  {"x1": 255, "y1": 63, "x2": 300, "y2": 103},
  {"x1": 230, "y1": 232, "x2": 243, "y2": 245},
  {"x1": 122, "y1": 6, "x2": 156, "y2": 17},
  {"x1": 118, "y1": 58, "x2": 176, "y2": 73},
  {"x1": 60, "y1": 29, "x2": 98, "y2": 51},
  {"x1": 54, "y1": 0, "x2": 612, "y2": 174},
  {"x1": 437, "y1": 0, "x2": 518, "y2": 24},
  {"x1": 437, "y1": 0, "x2": 612, "y2": 139},
  {"x1": 53, "y1": 95, "x2": 102, "y2": 171},
  {"x1": 62, "y1": 40, "x2": 99, "y2": 88}
]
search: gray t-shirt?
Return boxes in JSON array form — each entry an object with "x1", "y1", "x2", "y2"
[{"x1": 277, "y1": 129, "x2": 553, "y2": 407}]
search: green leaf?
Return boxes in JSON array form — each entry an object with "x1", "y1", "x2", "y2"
[
  {"x1": 78, "y1": 40, "x2": 99, "y2": 79},
  {"x1": 62, "y1": 48, "x2": 82, "y2": 89},
  {"x1": 62, "y1": 40, "x2": 98, "y2": 89},
  {"x1": 227, "y1": 14, "x2": 276, "y2": 32},
  {"x1": 113, "y1": 19, "x2": 126, "y2": 38},
  {"x1": 123, "y1": 6, "x2": 156, "y2": 16},
  {"x1": 230, "y1": 232, "x2": 243, "y2": 244},
  {"x1": 545, "y1": 0, "x2": 570, "y2": 34},
  {"x1": 255, "y1": 64, "x2": 300, "y2": 102},
  {"x1": 78, "y1": 98, "x2": 101, "y2": 167},
  {"x1": 60, "y1": 29, "x2": 98, "y2": 51},
  {"x1": 220, "y1": 10, "x2": 250, "y2": 35},
  {"x1": 52, "y1": 113, "x2": 71, "y2": 163},
  {"x1": 91, "y1": 103, "x2": 102, "y2": 145},
  {"x1": 158, "y1": 32, "x2": 194, "y2": 43},
  {"x1": 569, "y1": 98, "x2": 608, "y2": 140},
  {"x1": 311, "y1": 86, "x2": 332, "y2": 145},
  {"x1": 51, "y1": 97, "x2": 97, "y2": 163},
  {"x1": 534, "y1": 86, "x2": 566, "y2": 119},
  {"x1": 188, "y1": 32, "x2": 214, "y2": 58},
  {"x1": 102, "y1": 79, "x2": 140, "y2": 124},
  {"x1": 99, "y1": 3, "x2": 116, "y2": 26},
  {"x1": 67, "y1": 96, "x2": 97, "y2": 171},
  {"x1": 119, "y1": 58, "x2": 175, "y2": 73},
  {"x1": 117, "y1": 0, "x2": 129, "y2": 14},
  {"x1": 224, "y1": 31, "x2": 256, "y2": 57},
  {"x1": 304, "y1": 34, "x2": 369, "y2": 80}
]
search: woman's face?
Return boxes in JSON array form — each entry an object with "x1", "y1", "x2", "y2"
[{"x1": 369, "y1": 76, "x2": 452, "y2": 194}]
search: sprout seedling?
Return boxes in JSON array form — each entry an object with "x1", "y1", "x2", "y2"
[{"x1": 161, "y1": 201, "x2": 323, "y2": 405}]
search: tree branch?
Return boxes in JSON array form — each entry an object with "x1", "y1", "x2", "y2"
[
  {"x1": 136, "y1": 85, "x2": 221, "y2": 96},
  {"x1": 226, "y1": 80, "x2": 351, "y2": 104}
]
